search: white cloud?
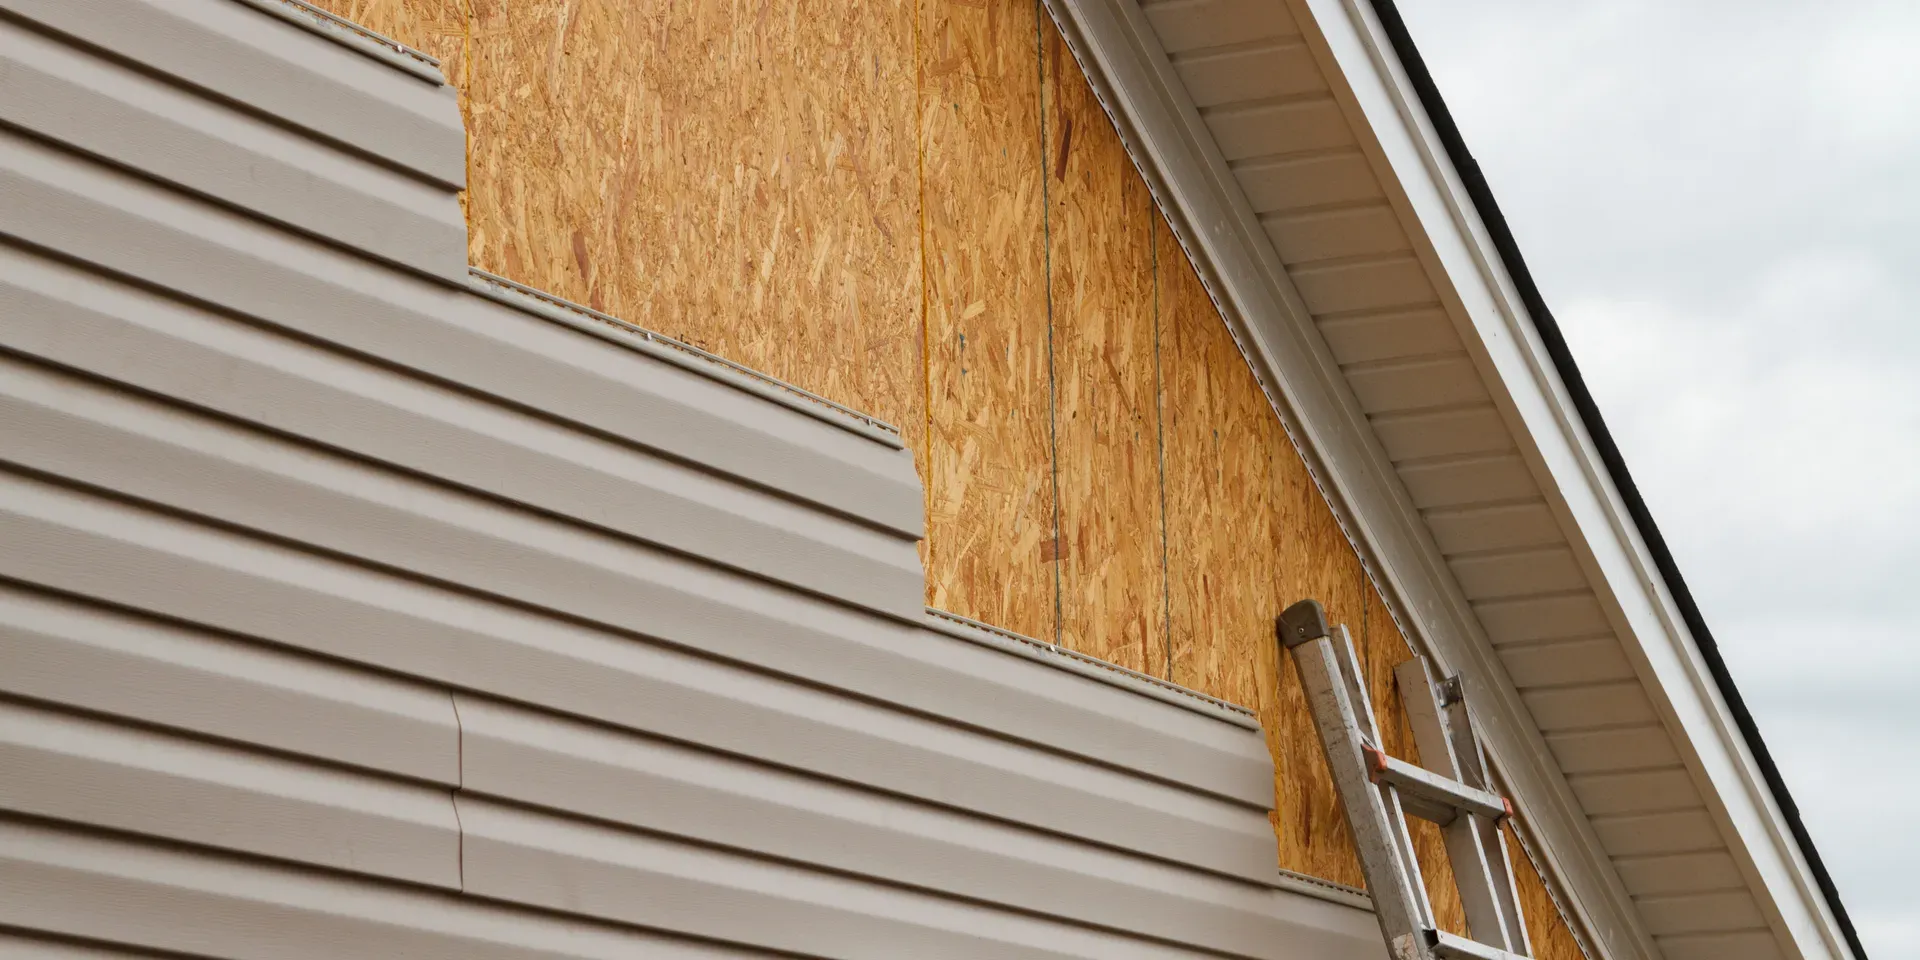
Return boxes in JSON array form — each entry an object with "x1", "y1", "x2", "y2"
[{"x1": 1401, "y1": 1, "x2": 1920, "y2": 955}]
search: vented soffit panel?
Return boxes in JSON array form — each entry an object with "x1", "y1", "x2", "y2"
[{"x1": 1038, "y1": 3, "x2": 1862, "y2": 960}]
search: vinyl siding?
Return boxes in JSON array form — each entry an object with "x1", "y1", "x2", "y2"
[{"x1": 0, "y1": 2, "x2": 1386, "y2": 957}]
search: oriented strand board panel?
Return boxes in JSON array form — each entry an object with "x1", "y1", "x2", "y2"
[
  {"x1": 919, "y1": 0, "x2": 1056, "y2": 640},
  {"x1": 1156, "y1": 212, "x2": 1277, "y2": 709},
  {"x1": 1042, "y1": 21, "x2": 1168, "y2": 675},
  {"x1": 1156, "y1": 207, "x2": 1353, "y2": 882},
  {"x1": 1513, "y1": 825, "x2": 1591, "y2": 960},
  {"x1": 325, "y1": 0, "x2": 925, "y2": 445},
  {"x1": 316, "y1": 8, "x2": 1602, "y2": 944}
]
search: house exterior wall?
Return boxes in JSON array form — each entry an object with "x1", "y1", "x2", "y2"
[
  {"x1": 310, "y1": 2, "x2": 1588, "y2": 952},
  {"x1": 0, "y1": 1, "x2": 1439, "y2": 956},
  {"x1": 0, "y1": 0, "x2": 1576, "y2": 954}
]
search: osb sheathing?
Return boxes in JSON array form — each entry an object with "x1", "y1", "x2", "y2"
[
  {"x1": 1042, "y1": 23, "x2": 1167, "y2": 676},
  {"x1": 317, "y1": 0, "x2": 1584, "y2": 949},
  {"x1": 919, "y1": 0, "x2": 1055, "y2": 641}
]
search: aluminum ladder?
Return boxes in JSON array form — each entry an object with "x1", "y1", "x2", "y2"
[{"x1": 1278, "y1": 599, "x2": 1533, "y2": 960}]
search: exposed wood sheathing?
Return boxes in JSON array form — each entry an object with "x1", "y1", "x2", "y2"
[
  {"x1": 1513, "y1": 824, "x2": 1590, "y2": 960},
  {"x1": 316, "y1": 1, "x2": 1584, "y2": 950},
  {"x1": 1042, "y1": 24, "x2": 1167, "y2": 676},
  {"x1": 919, "y1": 0, "x2": 1055, "y2": 640},
  {"x1": 330, "y1": 0, "x2": 925, "y2": 441}
]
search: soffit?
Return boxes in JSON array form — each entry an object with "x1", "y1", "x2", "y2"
[{"x1": 1043, "y1": 2, "x2": 1853, "y2": 960}]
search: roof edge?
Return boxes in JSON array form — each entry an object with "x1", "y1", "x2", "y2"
[
  {"x1": 1359, "y1": 3, "x2": 1866, "y2": 957},
  {"x1": 1035, "y1": 2, "x2": 1653, "y2": 957}
]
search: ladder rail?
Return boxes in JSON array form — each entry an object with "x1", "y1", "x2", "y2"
[
  {"x1": 1396, "y1": 658, "x2": 1526, "y2": 953},
  {"x1": 1280, "y1": 603, "x2": 1433, "y2": 955},
  {"x1": 1279, "y1": 599, "x2": 1535, "y2": 960},
  {"x1": 1443, "y1": 681, "x2": 1534, "y2": 956},
  {"x1": 1336, "y1": 624, "x2": 1438, "y2": 936}
]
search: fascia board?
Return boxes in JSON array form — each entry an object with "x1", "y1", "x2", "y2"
[
  {"x1": 1039, "y1": 3, "x2": 1652, "y2": 959},
  {"x1": 1293, "y1": 2, "x2": 1858, "y2": 959}
]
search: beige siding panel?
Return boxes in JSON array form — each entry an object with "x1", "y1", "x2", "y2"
[
  {"x1": 0, "y1": 0, "x2": 466, "y2": 186},
  {"x1": 1262, "y1": 204, "x2": 1408, "y2": 266},
  {"x1": 0, "y1": 468, "x2": 1273, "y2": 812},
  {"x1": 1522, "y1": 681, "x2": 1661, "y2": 731},
  {"x1": 1316, "y1": 307, "x2": 1460, "y2": 364},
  {"x1": 454, "y1": 695, "x2": 1298, "y2": 959},
  {"x1": 0, "y1": 699, "x2": 459, "y2": 887},
  {"x1": 1590, "y1": 809, "x2": 1723, "y2": 858},
  {"x1": 0, "y1": 15, "x2": 465, "y2": 280},
  {"x1": 1289, "y1": 256, "x2": 1434, "y2": 314},
  {"x1": 1395, "y1": 454, "x2": 1539, "y2": 510},
  {"x1": 0, "y1": 819, "x2": 768, "y2": 960},
  {"x1": 1566, "y1": 769, "x2": 1704, "y2": 817},
  {"x1": 0, "y1": 469, "x2": 1276, "y2": 880},
  {"x1": 1372, "y1": 405, "x2": 1513, "y2": 462},
  {"x1": 1140, "y1": 0, "x2": 1301, "y2": 53},
  {"x1": 1205, "y1": 97, "x2": 1351, "y2": 161},
  {"x1": 1499, "y1": 637, "x2": 1637, "y2": 688},
  {"x1": 1613, "y1": 850, "x2": 1748, "y2": 897},
  {"x1": 0, "y1": 1, "x2": 1615, "y2": 953},
  {"x1": 1472, "y1": 591, "x2": 1613, "y2": 646},
  {"x1": 458, "y1": 796, "x2": 1208, "y2": 960},
  {"x1": 1546, "y1": 726, "x2": 1684, "y2": 776},
  {"x1": 0, "y1": 583, "x2": 458, "y2": 785},
  {"x1": 1344, "y1": 355, "x2": 1488, "y2": 415},
  {"x1": 1635, "y1": 891, "x2": 1769, "y2": 936},
  {"x1": 0, "y1": 249, "x2": 924, "y2": 621},
  {"x1": 1424, "y1": 501, "x2": 1561, "y2": 555},
  {"x1": 1447, "y1": 547, "x2": 1589, "y2": 601},
  {"x1": 0, "y1": 930, "x2": 172, "y2": 959},
  {"x1": 1170, "y1": 39, "x2": 1323, "y2": 107},
  {"x1": 1234, "y1": 151, "x2": 1381, "y2": 213},
  {"x1": 0, "y1": 147, "x2": 924, "y2": 540}
]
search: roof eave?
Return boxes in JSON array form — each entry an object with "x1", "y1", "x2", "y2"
[
  {"x1": 1041, "y1": 1, "x2": 1862, "y2": 958},
  {"x1": 1353, "y1": 3, "x2": 1865, "y2": 958}
]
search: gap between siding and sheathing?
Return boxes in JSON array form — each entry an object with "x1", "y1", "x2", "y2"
[
  {"x1": 1034, "y1": 0, "x2": 1066, "y2": 649},
  {"x1": 1032, "y1": 1, "x2": 1176, "y2": 679},
  {"x1": 1150, "y1": 214, "x2": 1173, "y2": 683}
]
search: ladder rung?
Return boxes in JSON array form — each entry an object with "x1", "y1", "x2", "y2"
[
  {"x1": 1364, "y1": 746, "x2": 1511, "y2": 824},
  {"x1": 1431, "y1": 929, "x2": 1529, "y2": 960}
]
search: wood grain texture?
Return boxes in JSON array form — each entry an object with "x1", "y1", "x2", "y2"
[
  {"x1": 1042, "y1": 20, "x2": 1166, "y2": 675},
  {"x1": 918, "y1": 0, "x2": 1055, "y2": 640},
  {"x1": 1156, "y1": 210, "x2": 1275, "y2": 710},
  {"x1": 1512, "y1": 823, "x2": 1592, "y2": 960},
  {"x1": 326, "y1": 0, "x2": 925, "y2": 444}
]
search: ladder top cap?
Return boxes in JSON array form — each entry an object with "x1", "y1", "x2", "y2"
[{"x1": 1278, "y1": 599, "x2": 1331, "y2": 648}]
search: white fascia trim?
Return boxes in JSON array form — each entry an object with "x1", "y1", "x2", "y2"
[
  {"x1": 1041, "y1": 2, "x2": 1650, "y2": 959},
  {"x1": 1306, "y1": 2, "x2": 1856, "y2": 959}
]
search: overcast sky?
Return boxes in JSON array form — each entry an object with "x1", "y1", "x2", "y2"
[{"x1": 1396, "y1": 2, "x2": 1919, "y2": 956}]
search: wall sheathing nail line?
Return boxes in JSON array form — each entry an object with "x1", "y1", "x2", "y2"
[
  {"x1": 1274, "y1": 867, "x2": 1373, "y2": 911},
  {"x1": 230, "y1": 0, "x2": 445, "y2": 83},
  {"x1": 1036, "y1": 0, "x2": 1066, "y2": 647},
  {"x1": 1150, "y1": 212, "x2": 1177, "y2": 684},
  {"x1": 464, "y1": 270, "x2": 907, "y2": 449},
  {"x1": 1501, "y1": 768, "x2": 1603, "y2": 960},
  {"x1": 1037, "y1": 0, "x2": 1427, "y2": 702},
  {"x1": 923, "y1": 608, "x2": 1259, "y2": 727}
]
